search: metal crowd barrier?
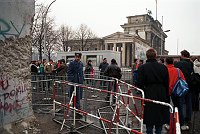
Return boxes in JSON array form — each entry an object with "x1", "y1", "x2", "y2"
[
  {"x1": 31, "y1": 73, "x2": 180, "y2": 134},
  {"x1": 92, "y1": 69, "x2": 132, "y2": 83},
  {"x1": 52, "y1": 77, "x2": 177, "y2": 134},
  {"x1": 31, "y1": 74, "x2": 68, "y2": 113}
]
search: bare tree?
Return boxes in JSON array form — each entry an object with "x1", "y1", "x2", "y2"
[
  {"x1": 57, "y1": 25, "x2": 75, "y2": 51},
  {"x1": 32, "y1": 2, "x2": 60, "y2": 61},
  {"x1": 75, "y1": 24, "x2": 97, "y2": 51},
  {"x1": 32, "y1": 3, "x2": 46, "y2": 60},
  {"x1": 43, "y1": 17, "x2": 61, "y2": 61}
]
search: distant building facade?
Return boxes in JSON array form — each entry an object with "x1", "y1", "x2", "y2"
[
  {"x1": 60, "y1": 14, "x2": 169, "y2": 67},
  {"x1": 121, "y1": 14, "x2": 169, "y2": 55},
  {"x1": 64, "y1": 38, "x2": 104, "y2": 51},
  {"x1": 103, "y1": 32, "x2": 151, "y2": 67}
]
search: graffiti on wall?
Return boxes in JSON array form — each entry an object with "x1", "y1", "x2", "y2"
[
  {"x1": 0, "y1": 18, "x2": 25, "y2": 39},
  {"x1": 0, "y1": 75, "x2": 32, "y2": 125}
]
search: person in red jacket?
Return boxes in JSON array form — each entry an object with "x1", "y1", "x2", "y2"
[{"x1": 166, "y1": 57, "x2": 189, "y2": 130}]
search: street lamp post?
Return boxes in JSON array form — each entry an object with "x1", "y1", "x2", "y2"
[
  {"x1": 43, "y1": 0, "x2": 57, "y2": 59},
  {"x1": 155, "y1": 0, "x2": 157, "y2": 20},
  {"x1": 160, "y1": 29, "x2": 170, "y2": 55}
]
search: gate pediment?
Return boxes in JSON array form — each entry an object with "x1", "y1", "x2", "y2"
[{"x1": 103, "y1": 32, "x2": 134, "y2": 40}]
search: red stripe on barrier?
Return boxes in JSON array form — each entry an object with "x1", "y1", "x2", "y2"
[
  {"x1": 61, "y1": 103, "x2": 68, "y2": 107},
  {"x1": 130, "y1": 129, "x2": 143, "y2": 134},
  {"x1": 174, "y1": 110, "x2": 179, "y2": 123},
  {"x1": 121, "y1": 96, "x2": 126, "y2": 106},
  {"x1": 101, "y1": 89, "x2": 108, "y2": 93},
  {"x1": 174, "y1": 108, "x2": 180, "y2": 134},
  {"x1": 77, "y1": 109, "x2": 88, "y2": 116},
  {"x1": 127, "y1": 90, "x2": 131, "y2": 105},
  {"x1": 80, "y1": 85, "x2": 87, "y2": 88},
  {"x1": 133, "y1": 99, "x2": 139, "y2": 116},
  {"x1": 141, "y1": 100, "x2": 145, "y2": 120},
  {"x1": 168, "y1": 112, "x2": 173, "y2": 134},
  {"x1": 74, "y1": 95, "x2": 76, "y2": 108},
  {"x1": 100, "y1": 118, "x2": 111, "y2": 123},
  {"x1": 64, "y1": 104, "x2": 71, "y2": 119},
  {"x1": 116, "y1": 107, "x2": 120, "y2": 123}
]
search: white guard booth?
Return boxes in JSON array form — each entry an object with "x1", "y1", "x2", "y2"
[{"x1": 56, "y1": 50, "x2": 121, "y2": 67}]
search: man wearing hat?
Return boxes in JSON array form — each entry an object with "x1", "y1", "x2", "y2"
[{"x1": 67, "y1": 52, "x2": 84, "y2": 111}]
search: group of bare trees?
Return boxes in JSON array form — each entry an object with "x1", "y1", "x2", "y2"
[{"x1": 32, "y1": 2, "x2": 97, "y2": 61}]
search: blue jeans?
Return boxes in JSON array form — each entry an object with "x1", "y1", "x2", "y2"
[
  {"x1": 146, "y1": 125, "x2": 162, "y2": 134},
  {"x1": 171, "y1": 96, "x2": 184, "y2": 126}
]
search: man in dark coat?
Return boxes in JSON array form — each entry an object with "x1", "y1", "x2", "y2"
[
  {"x1": 137, "y1": 48, "x2": 169, "y2": 134},
  {"x1": 99, "y1": 58, "x2": 109, "y2": 75},
  {"x1": 174, "y1": 50, "x2": 194, "y2": 126},
  {"x1": 104, "y1": 59, "x2": 122, "y2": 80},
  {"x1": 67, "y1": 53, "x2": 84, "y2": 110},
  {"x1": 104, "y1": 59, "x2": 122, "y2": 102},
  {"x1": 99, "y1": 58, "x2": 109, "y2": 86}
]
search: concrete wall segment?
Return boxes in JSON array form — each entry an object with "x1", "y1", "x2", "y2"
[
  {"x1": 0, "y1": 0, "x2": 35, "y2": 40},
  {"x1": 0, "y1": 36, "x2": 33, "y2": 126}
]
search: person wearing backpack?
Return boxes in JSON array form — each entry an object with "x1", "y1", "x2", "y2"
[
  {"x1": 166, "y1": 57, "x2": 189, "y2": 130},
  {"x1": 174, "y1": 50, "x2": 194, "y2": 125}
]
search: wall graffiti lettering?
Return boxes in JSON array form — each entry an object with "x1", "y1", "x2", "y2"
[
  {"x1": 0, "y1": 75, "x2": 32, "y2": 125},
  {"x1": 0, "y1": 78, "x2": 9, "y2": 90},
  {"x1": 0, "y1": 18, "x2": 25, "y2": 39}
]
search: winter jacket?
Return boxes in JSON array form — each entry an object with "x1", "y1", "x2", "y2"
[
  {"x1": 67, "y1": 60, "x2": 84, "y2": 84},
  {"x1": 85, "y1": 64, "x2": 93, "y2": 74},
  {"x1": 104, "y1": 63, "x2": 122, "y2": 79},
  {"x1": 99, "y1": 62, "x2": 109, "y2": 73},
  {"x1": 67, "y1": 60, "x2": 84, "y2": 100},
  {"x1": 137, "y1": 59, "x2": 169, "y2": 126},
  {"x1": 166, "y1": 64, "x2": 186, "y2": 95},
  {"x1": 45, "y1": 63, "x2": 54, "y2": 74},
  {"x1": 84, "y1": 64, "x2": 94, "y2": 78},
  {"x1": 31, "y1": 64, "x2": 38, "y2": 74}
]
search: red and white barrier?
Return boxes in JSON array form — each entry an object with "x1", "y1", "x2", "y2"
[
  {"x1": 53, "y1": 77, "x2": 175, "y2": 134},
  {"x1": 174, "y1": 107, "x2": 181, "y2": 134}
]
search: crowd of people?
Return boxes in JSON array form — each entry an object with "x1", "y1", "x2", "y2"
[
  {"x1": 132, "y1": 49, "x2": 200, "y2": 133},
  {"x1": 30, "y1": 58, "x2": 68, "y2": 76},
  {"x1": 30, "y1": 49, "x2": 200, "y2": 133}
]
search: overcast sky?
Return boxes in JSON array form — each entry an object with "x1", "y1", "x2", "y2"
[{"x1": 40, "y1": 0, "x2": 200, "y2": 55}]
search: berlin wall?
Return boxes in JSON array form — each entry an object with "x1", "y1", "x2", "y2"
[
  {"x1": 0, "y1": 0, "x2": 34, "y2": 39},
  {"x1": 0, "y1": 0, "x2": 35, "y2": 126}
]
